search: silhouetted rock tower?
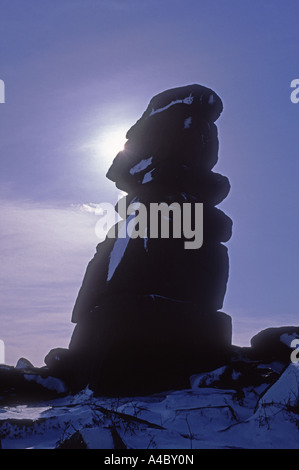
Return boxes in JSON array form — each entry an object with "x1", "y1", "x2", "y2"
[{"x1": 46, "y1": 84, "x2": 233, "y2": 395}]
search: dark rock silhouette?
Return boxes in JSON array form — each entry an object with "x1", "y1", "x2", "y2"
[
  {"x1": 45, "y1": 84, "x2": 233, "y2": 395},
  {"x1": 1, "y1": 85, "x2": 299, "y2": 416},
  {"x1": 0, "y1": 361, "x2": 68, "y2": 405},
  {"x1": 250, "y1": 326, "x2": 299, "y2": 362}
]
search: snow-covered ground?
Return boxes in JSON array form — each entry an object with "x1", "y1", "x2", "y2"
[{"x1": 1, "y1": 361, "x2": 299, "y2": 449}]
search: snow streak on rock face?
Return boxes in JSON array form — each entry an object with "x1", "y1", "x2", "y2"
[
  {"x1": 107, "y1": 216, "x2": 135, "y2": 282},
  {"x1": 57, "y1": 84, "x2": 233, "y2": 397},
  {"x1": 149, "y1": 93, "x2": 194, "y2": 116},
  {"x1": 141, "y1": 169, "x2": 155, "y2": 184},
  {"x1": 129, "y1": 157, "x2": 153, "y2": 176},
  {"x1": 1, "y1": 359, "x2": 299, "y2": 449}
]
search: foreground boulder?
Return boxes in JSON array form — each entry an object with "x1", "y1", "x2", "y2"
[
  {"x1": 250, "y1": 326, "x2": 299, "y2": 362},
  {"x1": 0, "y1": 362, "x2": 67, "y2": 405}
]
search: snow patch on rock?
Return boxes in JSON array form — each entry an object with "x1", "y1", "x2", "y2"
[
  {"x1": 24, "y1": 374, "x2": 67, "y2": 394},
  {"x1": 129, "y1": 156, "x2": 153, "y2": 175},
  {"x1": 107, "y1": 216, "x2": 134, "y2": 281},
  {"x1": 142, "y1": 169, "x2": 155, "y2": 184},
  {"x1": 149, "y1": 93, "x2": 194, "y2": 116},
  {"x1": 184, "y1": 117, "x2": 192, "y2": 128}
]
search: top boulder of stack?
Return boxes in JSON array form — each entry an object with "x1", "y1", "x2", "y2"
[{"x1": 127, "y1": 83, "x2": 223, "y2": 140}]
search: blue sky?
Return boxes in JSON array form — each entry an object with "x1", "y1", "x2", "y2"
[{"x1": 0, "y1": 0, "x2": 299, "y2": 366}]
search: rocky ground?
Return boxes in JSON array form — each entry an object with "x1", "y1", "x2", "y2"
[{"x1": 1, "y1": 328, "x2": 299, "y2": 449}]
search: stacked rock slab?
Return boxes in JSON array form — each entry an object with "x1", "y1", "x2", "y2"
[{"x1": 46, "y1": 84, "x2": 233, "y2": 395}]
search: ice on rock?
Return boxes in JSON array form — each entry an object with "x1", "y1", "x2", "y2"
[
  {"x1": 107, "y1": 216, "x2": 135, "y2": 281},
  {"x1": 184, "y1": 117, "x2": 192, "y2": 128},
  {"x1": 129, "y1": 156, "x2": 153, "y2": 175},
  {"x1": 0, "y1": 405, "x2": 52, "y2": 422},
  {"x1": 141, "y1": 169, "x2": 155, "y2": 184},
  {"x1": 149, "y1": 93, "x2": 194, "y2": 116}
]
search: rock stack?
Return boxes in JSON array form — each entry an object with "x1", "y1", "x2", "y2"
[{"x1": 46, "y1": 84, "x2": 233, "y2": 395}]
